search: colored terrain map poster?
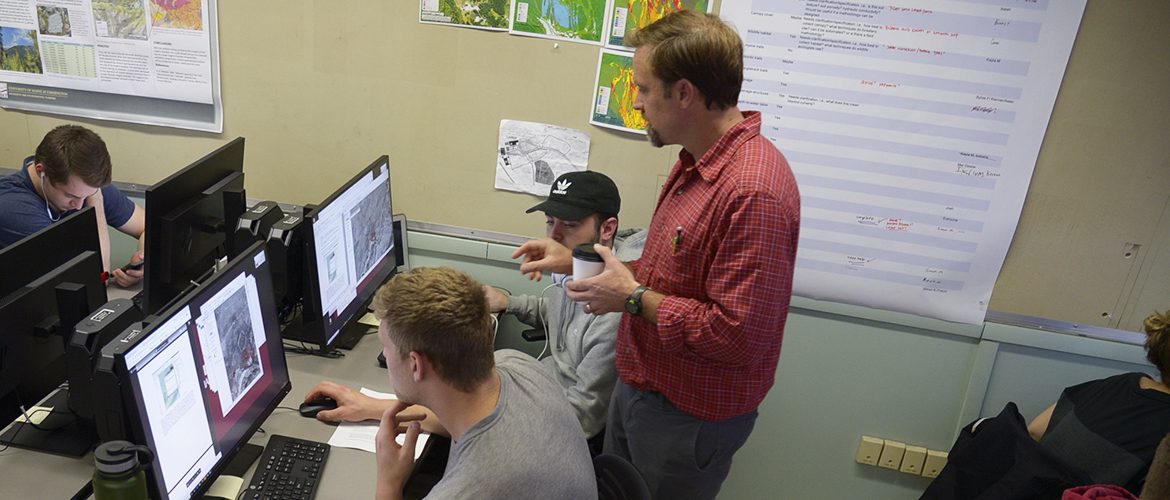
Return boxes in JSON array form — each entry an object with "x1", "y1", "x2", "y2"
[
  {"x1": 589, "y1": 49, "x2": 645, "y2": 134},
  {"x1": 510, "y1": 0, "x2": 610, "y2": 45},
  {"x1": 606, "y1": 0, "x2": 711, "y2": 50},
  {"x1": 151, "y1": 0, "x2": 203, "y2": 30},
  {"x1": 420, "y1": 0, "x2": 510, "y2": 30}
]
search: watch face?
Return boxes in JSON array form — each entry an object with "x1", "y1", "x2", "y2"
[{"x1": 625, "y1": 286, "x2": 645, "y2": 315}]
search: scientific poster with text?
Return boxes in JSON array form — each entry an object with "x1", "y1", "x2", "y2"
[
  {"x1": 0, "y1": 0, "x2": 222, "y2": 132},
  {"x1": 721, "y1": 0, "x2": 1086, "y2": 324}
]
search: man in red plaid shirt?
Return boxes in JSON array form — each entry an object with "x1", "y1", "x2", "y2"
[{"x1": 514, "y1": 9, "x2": 800, "y2": 499}]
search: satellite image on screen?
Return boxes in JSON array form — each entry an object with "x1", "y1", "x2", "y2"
[{"x1": 348, "y1": 184, "x2": 393, "y2": 281}]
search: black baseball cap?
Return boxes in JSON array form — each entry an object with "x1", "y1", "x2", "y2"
[{"x1": 526, "y1": 171, "x2": 621, "y2": 221}]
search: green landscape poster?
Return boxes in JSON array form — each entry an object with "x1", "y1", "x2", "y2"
[
  {"x1": 589, "y1": 49, "x2": 645, "y2": 134},
  {"x1": 511, "y1": 0, "x2": 609, "y2": 45},
  {"x1": 420, "y1": 0, "x2": 510, "y2": 30}
]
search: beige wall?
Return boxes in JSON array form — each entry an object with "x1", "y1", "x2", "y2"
[
  {"x1": 1, "y1": 0, "x2": 1167, "y2": 330},
  {"x1": 988, "y1": 0, "x2": 1170, "y2": 330}
]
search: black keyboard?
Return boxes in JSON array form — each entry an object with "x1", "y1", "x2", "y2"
[{"x1": 241, "y1": 434, "x2": 330, "y2": 500}]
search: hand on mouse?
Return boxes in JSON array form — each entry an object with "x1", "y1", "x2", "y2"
[{"x1": 304, "y1": 380, "x2": 392, "y2": 423}]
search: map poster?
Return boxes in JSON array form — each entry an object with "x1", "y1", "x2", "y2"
[
  {"x1": 0, "y1": 0, "x2": 219, "y2": 132},
  {"x1": 0, "y1": 0, "x2": 222, "y2": 132},
  {"x1": 722, "y1": 0, "x2": 1086, "y2": 324},
  {"x1": 495, "y1": 119, "x2": 591, "y2": 196},
  {"x1": 589, "y1": 49, "x2": 645, "y2": 134},
  {"x1": 419, "y1": 0, "x2": 510, "y2": 31},
  {"x1": 605, "y1": 0, "x2": 711, "y2": 51},
  {"x1": 509, "y1": 0, "x2": 611, "y2": 45}
]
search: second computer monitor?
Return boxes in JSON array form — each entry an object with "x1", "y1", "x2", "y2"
[
  {"x1": 144, "y1": 137, "x2": 247, "y2": 314},
  {"x1": 104, "y1": 242, "x2": 289, "y2": 499},
  {"x1": 302, "y1": 156, "x2": 395, "y2": 350}
]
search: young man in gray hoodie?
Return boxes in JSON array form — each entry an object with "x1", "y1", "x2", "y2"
[{"x1": 483, "y1": 170, "x2": 622, "y2": 454}]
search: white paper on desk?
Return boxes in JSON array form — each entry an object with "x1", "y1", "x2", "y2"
[{"x1": 327, "y1": 388, "x2": 429, "y2": 459}]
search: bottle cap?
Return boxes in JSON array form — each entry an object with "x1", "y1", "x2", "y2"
[{"x1": 95, "y1": 440, "x2": 140, "y2": 475}]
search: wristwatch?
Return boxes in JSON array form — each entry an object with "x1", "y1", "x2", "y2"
[{"x1": 624, "y1": 285, "x2": 650, "y2": 315}]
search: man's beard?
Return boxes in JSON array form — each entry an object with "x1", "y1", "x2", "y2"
[{"x1": 645, "y1": 124, "x2": 664, "y2": 148}]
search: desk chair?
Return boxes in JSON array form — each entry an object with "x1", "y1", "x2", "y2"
[{"x1": 594, "y1": 453, "x2": 650, "y2": 500}]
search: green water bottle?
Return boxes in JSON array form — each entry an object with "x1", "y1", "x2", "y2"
[{"x1": 92, "y1": 440, "x2": 150, "y2": 500}]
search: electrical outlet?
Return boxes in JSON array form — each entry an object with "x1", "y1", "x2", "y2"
[
  {"x1": 899, "y1": 446, "x2": 927, "y2": 475},
  {"x1": 856, "y1": 435, "x2": 883, "y2": 465},
  {"x1": 878, "y1": 440, "x2": 906, "y2": 470},
  {"x1": 922, "y1": 450, "x2": 948, "y2": 478}
]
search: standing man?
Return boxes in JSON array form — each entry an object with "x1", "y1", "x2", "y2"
[
  {"x1": 0, "y1": 125, "x2": 145, "y2": 286},
  {"x1": 305, "y1": 267, "x2": 597, "y2": 500},
  {"x1": 513, "y1": 10, "x2": 800, "y2": 499},
  {"x1": 483, "y1": 170, "x2": 622, "y2": 454}
]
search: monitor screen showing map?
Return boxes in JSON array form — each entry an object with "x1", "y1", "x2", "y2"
[{"x1": 306, "y1": 157, "x2": 395, "y2": 349}]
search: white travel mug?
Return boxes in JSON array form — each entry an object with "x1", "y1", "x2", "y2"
[{"x1": 572, "y1": 244, "x2": 605, "y2": 281}]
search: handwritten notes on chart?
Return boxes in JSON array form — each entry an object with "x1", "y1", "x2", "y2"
[{"x1": 721, "y1": 0, "x2": 1086, "y2": 323}]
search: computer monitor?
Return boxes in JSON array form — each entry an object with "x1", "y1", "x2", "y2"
[
  {"x1": 144, "y1": 137, "x2": 247, "y2": 314},
  {"x1": 99, "y1": 241, "x2": 289, "y2": 499},
  {"x1": 392, "y1": 213, "x2": 410, "y2": 274},
  {"x1": 0, "y1": 206, "x2": 100, "y2": 300},
  {"x1": 288, "y1": 156, "x2": 395, "y2": 351},
  {"x1": 0, "y1": 249, "x2": 106, "y2": 455}
]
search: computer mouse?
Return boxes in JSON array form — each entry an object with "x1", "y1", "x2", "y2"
[{"x1": 298, "y1": 396, "x2": 338, "y2": 418}]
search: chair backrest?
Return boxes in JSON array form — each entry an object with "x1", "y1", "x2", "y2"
[{"x1": 594, "y1": 453, "x2": 651, "y2": 500}]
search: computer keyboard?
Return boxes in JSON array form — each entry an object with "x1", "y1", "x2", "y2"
[{"x1": 241, "y1": 434, "x2": 330, "y2": 500}]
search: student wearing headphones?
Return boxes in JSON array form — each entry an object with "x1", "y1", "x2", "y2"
[{"x1": 0, "y1": 124, "x2": 145, "y2": 287}]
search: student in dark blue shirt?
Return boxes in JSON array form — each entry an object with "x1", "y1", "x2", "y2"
[{"x1": 0, "y1": 125, "x2": 145, "y2": 287}]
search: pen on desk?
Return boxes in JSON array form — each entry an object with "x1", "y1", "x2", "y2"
[{"x1": 673, "y1": 226, "x2": 682, "y2": 255}]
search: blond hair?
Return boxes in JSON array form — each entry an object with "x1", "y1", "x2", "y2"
[
  {"x1": 1144, "y1": 309, "x2": 1170, "y2": 382},
  {"x1": 373, "y1": 267, "x2": 494, "y2": 392}
]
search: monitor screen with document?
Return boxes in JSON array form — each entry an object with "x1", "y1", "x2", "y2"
[
  {"x1": 294, "y1": 156, "x2": 395, "y2": 351},
  {"x1": 107, "y1": 241, "x2": 289, "y2": 500}
]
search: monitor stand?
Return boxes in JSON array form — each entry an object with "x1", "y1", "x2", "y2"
[
  {"x1": 331, "y1": 320, "x2": 374, "y2": 351},
  {"x1": 221, "y1": 442, "x2": 264, "y2": 477},
  {"x1": 0, "y1": 386, "x2": 96, "y2": 457}
]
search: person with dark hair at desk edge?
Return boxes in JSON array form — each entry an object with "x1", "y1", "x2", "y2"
[
  {"x1": 304, "y1": 267, "x2": 596, "y2": 500},
  {"x1": 0, "y1": 124, "x2": 145, "y2": 287}
]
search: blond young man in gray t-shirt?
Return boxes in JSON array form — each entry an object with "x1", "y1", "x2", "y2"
[{"x1": 305, "y1": 267, "x2": 596, "y2": 500}]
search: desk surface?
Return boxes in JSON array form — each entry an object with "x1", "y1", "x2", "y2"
[{"x1": 0, "y1": 320, "x2": 390, "y2": 499}]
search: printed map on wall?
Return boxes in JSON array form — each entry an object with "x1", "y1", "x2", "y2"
[
  {"x1": 589, "y1": 49, "x2": 645, "y2": 134},
  {"x1": 420, "y1": 0, "x2": 511, "y2": 30},
  {"x1": 721, "y1": 0, "x2": 1086, "y2": 324},
  {"x1": 510, "y1": 0, "x2": 611, "y2": 45},
  {"x1": 495, "y1": 119, "x2": 591, "y2": 196},
  {"x1": 0, "y1": 0, "x2": 222, "y2": 131},
  {"x1": 606, "y1": 0, "x2": 711, "y2": 50}
]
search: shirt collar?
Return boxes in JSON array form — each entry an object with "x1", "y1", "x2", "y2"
[{"x1": 678, "y1": 111, "x2": 763, "y2": 183}]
